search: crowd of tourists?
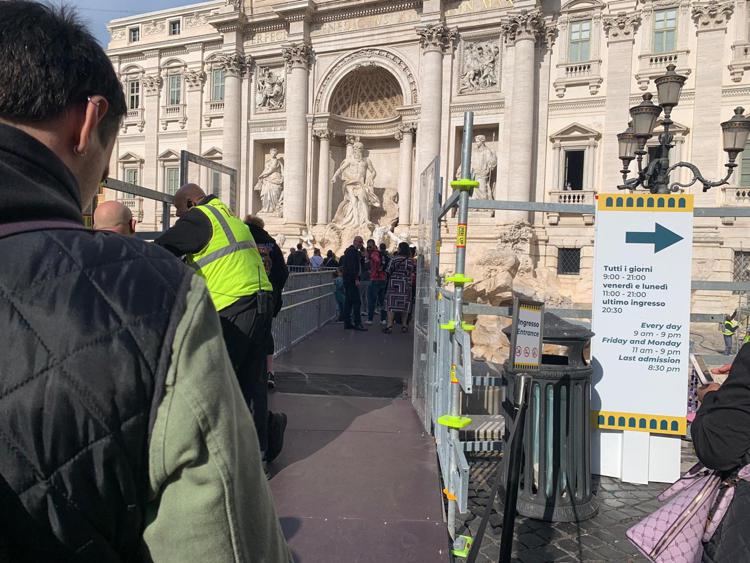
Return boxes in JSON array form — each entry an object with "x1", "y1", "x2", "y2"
[{"x1": 294, "y1": 237, "x2": 418, "y2": 333}]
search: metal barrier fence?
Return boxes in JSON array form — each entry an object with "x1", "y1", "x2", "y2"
[
  {"x1": 272, "y1": 269, "x2": 337, "y2": 356},
  {"x1": 412, "y1": 111, "x2": 750, "y2": 546}
]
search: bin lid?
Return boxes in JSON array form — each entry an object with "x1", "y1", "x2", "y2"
[{"x1": 503, "y1": 311, "x2": 594, "y2": 343}]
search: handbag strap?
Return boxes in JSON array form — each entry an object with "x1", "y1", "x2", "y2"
[{"x1": 0, "y1": 220, "x2": 88, "y2": 239}]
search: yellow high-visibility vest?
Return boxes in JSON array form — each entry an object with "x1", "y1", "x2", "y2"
[
  {"x1": 723, "y1": 319, "x2": 740, "y2": 336},
  {"x1": 189, "y1": 198, "x2": 272, "y2": 311}
]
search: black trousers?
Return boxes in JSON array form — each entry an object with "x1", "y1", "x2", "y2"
[
  {"x1": 219, "y1": 294, "x2": 273, "y2": 453},
  {"x1": 343, "y1": 279, "x2": 361, "y2": 328}
]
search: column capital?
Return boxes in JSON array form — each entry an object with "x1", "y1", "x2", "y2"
[
  {"x1": 283, "y1": 42, "x2": 314, "y2": 70},
  {"x1": 216, "y1": 51, "x2": 253, "y2": 77},
  {"x1": 692, "y1": 0, "x2": 734, "y2": 31},
  {"x1": 603, "y1": 11, "x2": 642, "y2": 43},
  {"x1": 313, "y1": 128, "x2": 332, "y2": 140},
  {"x1": 396, "y1": 122, "x2": 417, "y2": 140},
  {"x1": 142, "y1": 74, "x2": 163, "y2": 96},
  {"x1": 416, "y1": 22, "x2": 458, "y2": 53},
  {"x1": 543, "y1": 21, "x2": 558, "y2": 51},
  {"x1": 500, "y1": 9, "x2": 545, "y2": 44},
  {"x1": 184, "y1": 69, "x2": 207, "y2": 91}
]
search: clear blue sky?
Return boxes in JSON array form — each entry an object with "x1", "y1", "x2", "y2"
[{"x1": 68, "y1": 0, "x2": 191, "y2": 46}]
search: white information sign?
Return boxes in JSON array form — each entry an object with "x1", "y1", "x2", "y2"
[
  {"x1": 510, "y1": 299, "x2": 544, "y2": 371},
  {"x1": 591, "y1": 193, "x2": 694, "y2": 483}
]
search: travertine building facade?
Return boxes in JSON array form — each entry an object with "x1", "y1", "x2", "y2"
[{"x1": 106, "y1": 0, "x2": 750, "y2": 311}]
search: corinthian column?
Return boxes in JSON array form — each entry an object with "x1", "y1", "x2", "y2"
[
  {"x1": 501, "y1": 10, "x2": 544, "y2": 222},
  {"x1": 314, "y1": 129, "x2": 331, "y2": 224},
  {"x1": 691, "y1": 0, "x2": 734, "y2": 204},
  {"x1": 396, "y1": 123, "x2": 416, "y2": 227},
  {"x1": 282, "y1": 42, "x2": 313, "y2": 225},
  {"x1": 216, "y1": 51, "x2": 251, "y2": 208},
  {"x1": 601, "y1": 12, "x2": 641, "y2": 191},
  {"x1": 416, "y1": 23, "x2": 457, "y2": 187}
]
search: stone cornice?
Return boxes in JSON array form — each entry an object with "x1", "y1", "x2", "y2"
[
  {"x1": 603, "y1": 11, "x2": 641, "y2": 42},
  {"x1": 500, "y1": 9, "x2": 545, "y2": 44},
  {"x1": 273, "y1": 0, "x2": 316, "y2": 22},
  {"x1": 549, "y1": 97, "x2": 606, "y2": 112},
  {"x1": 282, "y1": 42, "x2": 314, "y2": 69},
  {"x1": 314, "y1": 0, "x2": 418, "y2": 23},
  {"x1": 416, "y1": 22, "x2": 458, "y2": 53},
  {"x1": 216, "y1": 52, "x2": 254, "y2": 77},
  {"x1": 692, "y1": 0, "x2": 734, "y2": 31}
]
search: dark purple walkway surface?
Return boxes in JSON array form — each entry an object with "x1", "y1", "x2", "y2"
[{"x1": 269, "y1": 323, "x2": 448, "y2": 562}]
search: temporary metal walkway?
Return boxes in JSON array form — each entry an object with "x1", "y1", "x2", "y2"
[{"x1": 268, "y1": 324, "x2": 449, "y2": 562}]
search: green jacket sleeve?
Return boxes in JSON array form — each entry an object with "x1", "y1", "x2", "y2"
[{"x1": 143, "y1": 276, "x2": 291, "y2": 562}]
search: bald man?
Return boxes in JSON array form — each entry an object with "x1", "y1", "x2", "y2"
[
  {"x1": 155, "y1": 183, "x2": 286, "y2": 468},
  {"x1": 93, "y1": 200, "x2": 135, "y2": 235}
]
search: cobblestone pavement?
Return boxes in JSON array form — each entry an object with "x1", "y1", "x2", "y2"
[{"x1": 456, "y1": 442, "x2": 699, "y2": 562}]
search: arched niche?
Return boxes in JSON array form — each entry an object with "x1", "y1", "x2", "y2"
[{"x1": 314, "y1": 48, "x2": 418, "y2": 114}]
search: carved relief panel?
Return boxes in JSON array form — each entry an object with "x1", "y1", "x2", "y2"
[
  {"x1": 256, "y1": 66, "x2": 286, "y2": 111},
  {"x1": 457, "y1": 37, "x2": 501, "y2": 95}
]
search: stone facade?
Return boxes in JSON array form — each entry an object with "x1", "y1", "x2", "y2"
[{"x1": 107, "y1": 0, "x2": 750, "y2": 313}]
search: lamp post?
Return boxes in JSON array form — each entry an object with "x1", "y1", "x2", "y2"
[{"x1": 617, "y1": 64, "x2": 750, "y2": 194}]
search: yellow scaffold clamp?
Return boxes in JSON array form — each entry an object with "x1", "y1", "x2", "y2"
[
  {"x1": 445, "y1": 274, "x2": 474, "y2": 285},
  {"x1": 442, "y1": 488, "x2": 458, "y2": 501},
  {"x1": 461, "y1": 322, "x2": 475, "y2": 332},
  {"x1": 450, "y1": 179, "x2": 479, "y2": 193},
  {"x1": 440, "y1": 320, "x2": 456, "y2": 331},
  {"x1": 452, "y1": 535, "x2": 474, "y2": 558},
  {"x1": 437, "y1": 415, "x2": 472, "y2": 429},
  {"x1": 450, "y1": 364, "x2": 459, "y2": 384}
]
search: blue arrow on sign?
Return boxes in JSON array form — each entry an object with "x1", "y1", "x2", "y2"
[{"x1": 625, "y1": 223, "x2": 684, "y2": 253}]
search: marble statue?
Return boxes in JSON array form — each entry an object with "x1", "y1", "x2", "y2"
[
  {"x1": 456, "y1": 135, "x2": 498, "y2": 199},
  {"x1": 255, "y1": 148, "x2": 284, "y2": 215},
  {"x1": 331, "y1": 141, "x2": 381, "y2": 227},
  {"x1": 459, "y1": 42, "x2": 500, "y2": 94},
  {"x1": 256, "y1": 67, "x2": 285, "y2": 111}
]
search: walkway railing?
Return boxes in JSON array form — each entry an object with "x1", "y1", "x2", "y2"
[{"x1": 272, "y1": 269, "x2": 337, "y2": 356}]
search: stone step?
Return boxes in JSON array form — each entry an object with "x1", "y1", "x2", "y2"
[{"x1": 459, "y1": 414, "x2": 506, "y2": 442}]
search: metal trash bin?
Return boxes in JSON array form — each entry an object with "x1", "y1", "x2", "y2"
[{"x1": 502, "y1": 313, "x2": 599, "y2": 522}]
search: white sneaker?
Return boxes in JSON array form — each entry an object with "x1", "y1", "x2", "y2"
[
  {"x1": 381, "y1": 320, "x2": 387, "y2": 325},
  {"x1": 365, "y1": 320, "x2": 373, "y2": 325}
]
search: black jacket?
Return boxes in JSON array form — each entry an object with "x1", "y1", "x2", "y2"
[
  {"x1": 0, "y1": 124, "x2": 192, "y2": 561},
  {"x1": 693, "y1": 344, "x2": 750, "y2": 561},
  {"x1": 341, "y1": 245, "x2": 362, "y2": 283},
  {"x1": 153, "y1": 195, "x2": 217, "y2": 256},
  {"x1": 247, "y1": 223, "x2": 288, "y2": 316}
]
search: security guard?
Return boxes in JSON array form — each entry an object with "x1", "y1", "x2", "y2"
[
  {"x1": 722, "y1": 312, "x2": 740, "y2": 356},
  {"x1": 156, "y1": 183, "x2": 284, "y2": 464}
]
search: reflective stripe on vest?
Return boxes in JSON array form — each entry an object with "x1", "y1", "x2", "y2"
[
  {"x1": 194, "y1": 204, "x2": 257, "y2": 268},
  {"x1": 190, "y1": 199, "x2": 272, "y2": 310},
  {"x1": 723, "y1": 320, "x2": 739, "y2": 336}
]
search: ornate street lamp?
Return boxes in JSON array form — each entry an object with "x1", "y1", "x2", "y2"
[{"x1": 618, "y1": 64, "x2": 750, "y2": 194}]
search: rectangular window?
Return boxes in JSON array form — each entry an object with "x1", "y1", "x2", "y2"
[
  {"x1": 734, "y1": 251, "x2": 750, "y2": 293},
  {"x1": 558, "y1": 248, "x2": 582, "y2": 276},
  {"x1": 168, "y1": 75, "x2": 181, "y2": 106},
  {"x1": 127, "y1": 80, "x2": 140, "y2": 110},
  {"x1": 165, "y1": 167, "x2": 180, "y2": 195},
  {"x1": 129, "y1": 27, "x2": 140, "y2": 43},
  {"x1": 211, "y1": 170, "x2": 222, "y2": 196},
  {"x1": 169, "y1": 20, "x2": 180, "y2": 36},
  {"x1": 212, "y1": 69, "x2": 225, "y2": 102},
  {"x1": 564, "y1": 150, "x2": 585, "y2": 190},
  {"x1": 654, "y1": 9, "x2": 677, "y2": 53},
  {"x1": 125, "y1": 168, "x2": 139, "y2": 185},
  {"x1": 568, "y1": 20, "x2": 591, "y2": 63}
]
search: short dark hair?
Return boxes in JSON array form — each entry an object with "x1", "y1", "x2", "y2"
[
  {"x1": 296, "y1": 243, "x2": 303, "y2": 250},
  {"x1": 0, "y1": 1, "x2": 127, "y2": 141},
  {"x1": 398, "y1": 242, "x2": 410, "y2": 256}
]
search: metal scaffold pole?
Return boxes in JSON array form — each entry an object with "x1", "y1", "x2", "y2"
[{"x1": 439, "y1": 111, "x2": 478, "y2": 541}]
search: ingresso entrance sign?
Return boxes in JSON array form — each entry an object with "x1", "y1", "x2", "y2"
[{"x1": 591, "y1": 193, "x2": 694, "y2": 484}]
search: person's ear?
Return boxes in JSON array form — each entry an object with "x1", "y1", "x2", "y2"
[
  {"x1": 129, "y1": 219, "x2": 137, "y2": 234},
  {"x1": 74, "y1": 95, "x2": 109, "y2": 157}
]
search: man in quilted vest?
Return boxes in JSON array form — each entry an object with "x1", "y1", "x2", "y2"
[{"x1": 0, "y1": 2, "x2": 290, "y2": 561}]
